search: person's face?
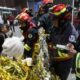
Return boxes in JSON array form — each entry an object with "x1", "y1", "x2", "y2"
[
  {"x1": 19, "y1": 21, "x2": 26, "y2": 28},
  {"x1": 19, "y1": 20, "x2": 29, "y2": 31},
  {"x1": 52, "y1": 19, "x2": 59, "y2": 28},
  {"x1": 19, "y1": 21, "x2": 26, "y2": 30},
  {"x1": 1, "y1": 26, "x2": 8, "y2": 33}
]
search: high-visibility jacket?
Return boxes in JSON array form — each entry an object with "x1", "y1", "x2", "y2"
[{"x1": 76, "y1": 53, "x2": 80, "y2": 78}]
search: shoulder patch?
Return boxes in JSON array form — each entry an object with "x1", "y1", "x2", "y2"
[
  {"x1": 69, "y1": 35, "x2": 76, "y2": 42},
  {"x1": 28, "y1": 34, "x2": 32, "y2": 38}
]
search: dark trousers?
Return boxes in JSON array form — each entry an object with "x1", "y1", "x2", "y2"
[
  {"x1": 10, "y1": 21, "x2": 15, "y2": 32},
  {"x1": 50, "y1": 59, "x2": 72, "y2": 80}
]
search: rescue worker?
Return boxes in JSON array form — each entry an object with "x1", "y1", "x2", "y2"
[
  {"x1": 71, "y1": 10, "x2": 80, "y2": 78},
  {"x1": 71, "y1": 10, "x2": 80, "y2": 74},
  {"x1": 33, "y1": 2, "x2": 53, "y2": 26},
  {"x1": 38, "y1": 4, "x2": 78, "y2": 80},
  {"x1": 21, "y1": 8, "x2": 33, "y2": 17},
  {"x1": 74, "y1": 31, "x2": 80, "y2": 80},
  {"x1": 76, "y1": 52, "x2": 80, "y2": 80},
  {"x1": 16, "y1": 10, "x2": 38, "y2": 59}
]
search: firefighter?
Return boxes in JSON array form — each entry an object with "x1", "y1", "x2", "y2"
[
  {"x1": 75, "y1": 52, "x2": 80, "y2": 80},
  {"x1": 38, "y1": 4, "x2": 78, "y2": 80},
  {"x1": 75, "y1": 31, "x2": 80, "y2": 80},
  {"x1": 33, "y1": 2, "x2": 53, "y2": 27},
  {"x1": 21, "y1": 8, "x2": 33, "y2": 17},
  {"x1": 16, "y1": 9, "x2": 38, "y2": 59}
]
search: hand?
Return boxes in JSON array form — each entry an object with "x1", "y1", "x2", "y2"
[
  {"x1": 67, "y1": 43, "x2": 74, "y2": 50},
  {"x1": 67, "y1": 43, "x2": 77, "y2": 57}
]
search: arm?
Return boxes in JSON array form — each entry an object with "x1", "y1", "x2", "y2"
[{"x1": 54, "y1": 43, "x2": 77, "y2": 61}]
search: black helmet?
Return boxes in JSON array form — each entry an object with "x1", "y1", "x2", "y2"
[{"x1": 43, "y1": 3, "x2": 53, "y2": 13}]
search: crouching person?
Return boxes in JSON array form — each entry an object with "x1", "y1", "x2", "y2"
[{"x1": 1, "y1": 36, "x2": 33, "y2": 67}]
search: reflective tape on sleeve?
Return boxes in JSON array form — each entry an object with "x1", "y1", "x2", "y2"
[
  {"x1": 24, "y1": 44, "x2": 31, "y2": 51},
  {"x1": 76, "y1": 53, "x2": 80, "y2": 78},
  {"x1": 76, "y1": 53, "x2": 80, "y2": 68}
]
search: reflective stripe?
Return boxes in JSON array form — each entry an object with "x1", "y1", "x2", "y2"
[
  {"x1": 76, "y1": 53, "x2": 80, "y2": 68},
  {"x1": 54, "y1": 8, "x2": 66, "y2": 16},
  {"x1": 76, "y1": 53, "x2": 80, "y2": 78},
  {"x1": 24, "y1": 44, "x2": 31, "y2": 51}
]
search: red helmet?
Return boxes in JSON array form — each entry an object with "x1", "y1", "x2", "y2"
[
  {"x1": 16, "y1": 12, "x2": 30, "y2": 21},
  {"x1": 50, "y1": 4, "x2": 67, "y2": 16},
  {"x1": 49, "y1": 4, "x2": 72, "y2": 20},
  {"x1": 21, "y1": 8, "x2": 33, "y2": 17}
]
